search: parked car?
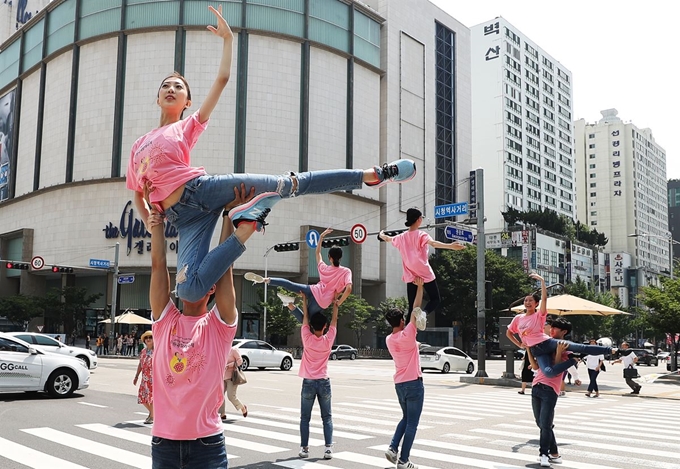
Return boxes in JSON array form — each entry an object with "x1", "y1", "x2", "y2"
[
  {"x1": 0, "y1": 332, "x2": 90, "y2": 398},
  {"x1": 666, "y1": 352, "x2": 680, "y2": 372},
  {"x1": 330, "y1": 345, "x2": 357, "y2": 361},
  {"x1": 657, "y1": 351, "x2": 670, "y2": 362},
  {"x1": 627, "y1": 348, "x2": 658, "y2": 366},
  {"x1": 6, "y1": 332, "x2": 98, "y2": 369},
  {"x1": 232, "y1": 339, "x2": 294, "y2": 371},
  {"x1": 418, "y1": 343, "x2": 431, "y2": 351},
  {"x1": 420, "y1": 346, "x2": 475, "y2": 374}
]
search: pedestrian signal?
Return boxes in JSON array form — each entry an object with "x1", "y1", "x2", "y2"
[
  {"x1": 5, "y1": 262, "x2": 29, "y2": 270},
  {"x1": 273, "y1": 243, "x2": 300, "y2": 252},
  {"x1": 322, "y1": 237, "x2": 350, "y2": 248},
  {"x1": 51, "y1": 266, "x2": 74, "y2": 273}
]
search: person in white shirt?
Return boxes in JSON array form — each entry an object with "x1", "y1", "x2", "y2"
[
  {"x1": 611, "y1": 342, "x2": 641, "y2": 394},
  {"x1": 584, "y1": 339, "x2": 605, "y2": 398}
]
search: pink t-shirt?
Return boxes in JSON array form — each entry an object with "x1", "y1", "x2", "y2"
[
  {"x1": 126, "y1": 111, "x2": 208, "y2": 207},
  {"x1": 299, "y1": 325, "x2": 337, "y2": 380},
  {"x1": 309, "y1": 263, "x2": 352, "y2": 309},
  {"x1": 533, "y1": 352, "x2": 569, "y2": 395},
  {"x1": 508, "y1": 309, "x2": 550, "y2": 347},
  {"x1": 386, "y1": 322, "x2": 422, "y2": 384},
  {"x1": 391, "y1": 230, "x2": 435, "y2": 283},
  {"x1": 152, "y1": 300, "x2": 236, "y2": 440}
]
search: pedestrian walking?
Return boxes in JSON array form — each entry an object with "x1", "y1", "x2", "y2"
[
  {"x1": 134, "y1": 331, "x2": 154, "y2": 424},
  {"x1": 584, "y1": 339, "x2": 605, "y2": 398},
  {"x1": 116, "y1": 334, "x2": 123, "y2": 355},
  {"x1": 103, "y1": 335, "x2": 109, "y2": 355},
  {"x1": 611, "y1": 342, "x2": 641, "y2": 394},
  {"x1": 384, "y1": 277, "x2": 426, "y2": 469},
  {"x1": 127, "y1": 335, "x2": 134, "y2": 356},
  {"x1": 218, "y1": 347, "x2": 247, "y2": 420},
  {"x1": 95, "y1": 335, "x2": 103, "y2": 355},
  {"x1": 85, "y1": 334, "x2": 91, "y2": 350},
  {"x1": 296, "y1": 294, "x2": 338, "y2": 460}
]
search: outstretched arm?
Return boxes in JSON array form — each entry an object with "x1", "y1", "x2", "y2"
[
  {"x1": 198, "y1": 6, "x2": 234, "y2": 124},
  {"x1": 316, "y1": 228, "x2": 332, "y2": 264},
  {"x1": 378, "y1": 230, "x2": 393, "y2": 243},
  {"x1": 427, "y1": 239, "x2": 466, "y2": 250}
]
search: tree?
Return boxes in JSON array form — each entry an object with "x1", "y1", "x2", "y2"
[
  {"x1": 40, "y1": 287, "x2": 102, "y2": 334},
  {"x1": 337, "y1": 294, "x2": 374, "y2": 347},
  {"x1": 375, "y1": 296, "x2": 408, "y2": 338},
  {"x1": 639, "y1": 277, "x2": 680, "y2": 364},
  {"x1": 0, "y1": 295, "x2": 43, "y2": 326},
  {"x1": 430, "y1": 246, "x2": 534, "y2": 353},
  {"x1": 249, "y1": 287, "x2": 299, "y2": 345}
]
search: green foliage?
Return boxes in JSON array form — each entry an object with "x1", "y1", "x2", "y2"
[
  {"x1": 26, "y1": 287, "x2": 102, "y2": 333},
  {"x1": 249, "y1": 287, "x2": 299, "y2": 343},
  {"x1": 429, "y1": 245, "x2": 534, "y2": 352},
  {"x1": 500, "y1": 208, "x2": 608, "y2": 246},
  {"x1": 0, "y1": 295, "x2": 44, "y2": 325},
  {"x1": 337, "y1": 294, "x2": 374, "y2": 347},
  {"x1": 639, "y1": 277, "x2": 680, "y2": 352}
]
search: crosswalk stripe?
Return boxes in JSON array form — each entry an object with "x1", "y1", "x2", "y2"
[
  {"x1": 566, "y1": 410, "x2": 680, "y2": 427},
  {"x1": 235, "y1": 416, "x2": 372, "y2": 440},
  {"x1": 221, "y1": 422, "x2": 325, "y2": 446},
  {"x1": 334, "y1": 402, "x2": 480, "y2": 421},
  {"x1": 274, "y1": 459, "x2": 343, "y2": 469},
  {"x1": 333, "y1": 451, "x2": 443, "y2": 469},
  {"x1": 358, "y1": 398, "x2": 519, "y2": 416},
  {"x1": 548, "y1": 416, "x2": 675, "y2": 436},
  {"x1": 247, "y1": 409, "x2": 394, "y2": 435},
  {"x1": 0, "y1": 437, "x2": 89, "y2": 469},
  {"x1": 258, "y1": 405, "x2": 433, "y2": 429},
  {"x1": 22, "y1": 427, "x2": 151, "y2": 469},
  {"x1": 471, "y1": 428, "x2": 678, "y2": 459},
  {"x1": 368, "y1": 445, "x2": 526, "y2": 469}
]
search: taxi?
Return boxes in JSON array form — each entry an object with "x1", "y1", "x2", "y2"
[{"x1": 0, "y1": 332, "x2": 90, "y2": 398}]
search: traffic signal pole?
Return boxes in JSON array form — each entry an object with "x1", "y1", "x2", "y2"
[
  {"x1": 109, "y1": 242, "x2": 119, "y2": 344},
  {"x1": 474, "y1": 168, "x2": 488, "y2": 378}
]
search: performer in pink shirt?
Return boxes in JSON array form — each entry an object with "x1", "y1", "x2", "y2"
[
  {"x1": 379, "y1": 208, "x2": 465, "y2": 330},
  {"x1": 295, "y1": 294, "x2": 339, "y2": 460},
  {"x1": 383, "y1": 278, "x2": 425, "y2": 469},
  {"x1": 245, "y1": 228, "x2": 352, "y2": 322},
  {"x1": 126, "y1": 8, "x2": 416, "y2": 305},
  {"x1": 147, "y1": 186, "x2": 253, "y2": 469}
]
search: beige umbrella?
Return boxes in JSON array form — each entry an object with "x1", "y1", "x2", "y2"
[
  {"x1": 510, "y1": 294, "x2": 628, "y2": 316},
  {"x1": 98, "y1": 311, "x2": 152, "y2": 325}
]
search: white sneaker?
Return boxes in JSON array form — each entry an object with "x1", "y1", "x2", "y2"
[
  {"x1": 323, "y1": 446, "x2": 333, "y2": 459},
  {"x1": 414, "y1": 307, "x2": 427, "y2": 331},
  {"x1": 397, "y1": 459, "x2": 418, "y2": 469},
  {"x1": 539, "y1": 454, "x2": 551, "y2": 467},
  {"x1": 385, "y1": 447, "x2": 398, "y2": 464},
  {"x1": 549, "y1": 455, "x2": 562, "y2": 464},
  {"x1": 244, "y1": 272, "x2": 264, "y2": 284},
  {"x1": 298, "y1": 447, "x2": 309, "y2": 458},
  {"x1": 277, "y1": 292, "x2": 296, "y2": 305}
]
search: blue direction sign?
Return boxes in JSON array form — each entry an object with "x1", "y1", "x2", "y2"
[
  {"x1": 434, "y1": 202, "x2": 468, "y2": 219},
  {"x1": 118, "y1": 275, "x2": 135, "y2": 285},
  {"x1": 306, "y1": 229, "x2": 320, "y2": 248},
  {"x1": 89, "y1": 259, "x2": 110, "y2": 269},
  {"x1": 445, "y1": 226, "x2": 474, "y2": 243}
]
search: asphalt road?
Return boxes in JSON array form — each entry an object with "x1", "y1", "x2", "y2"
[{"x1": 1, "y1": 357, "x2": 678, "y2": 469}]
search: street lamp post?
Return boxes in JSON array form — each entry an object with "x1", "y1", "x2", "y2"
[{"x1": 262, "y1": 245, "x2": 275, "y2": 341}]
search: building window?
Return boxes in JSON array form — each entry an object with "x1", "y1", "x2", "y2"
[
  {"x1": 589, "y1": 173, "x2": 596, "y2": 178},
  {"x1": 589, "y1": 154, "x2": 596, "y2": 159},
  {"x1": 590, "y1": 192, "x2": 596, "y2": 197},
  {"x1": 589, "y1": 164, "x2": 596, "y2": 169},
  {"x1": 588, "y1": 144, "x2": 595, "y2": 149},
  {"x1": 589, "y1": 183, "x2": 596, "y2": 188},
  {"x1": 591, "y1": 211, "x2": 597, "y2": 216},
  {"x1": 591, "y1": 221, "x2": 597, "y2": 226},
  {"x1": 588, "y1": 133, "x2": 595, "y2": 138}
]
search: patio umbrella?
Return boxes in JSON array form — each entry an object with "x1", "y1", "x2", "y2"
[
  {"x1": 98, "y1": 311, "x2": 152, "y2": 325},
  {"x1": 509, "y1": 294, "x2": 628, "y2": 316}
]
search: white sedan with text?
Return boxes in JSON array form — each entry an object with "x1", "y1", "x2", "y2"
[
  {"x1": 0, "y1": 333, "x2": 90, "y2": 398},
  {"x1": 6, "y1": 332, "x2": 98, "y2": 369},
  {"x1": 420, "y1": 346, "x2": 475, "y2": 374},
  {"x1": 232, "y1": 339, "x2": 294, "y2": 371}
]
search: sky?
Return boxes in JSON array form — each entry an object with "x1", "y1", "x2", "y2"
[{"x1": 429, "y1": 0, "x2": 678, "y2": 179}]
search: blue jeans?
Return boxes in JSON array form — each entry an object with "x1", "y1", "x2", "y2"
[
  {"x1": 164, "y1": 171, "x2": 364, "y2": 302},
  {"x1": 268, "y1": 278, "x2": 320, "y2": 323},
  {"x1": 300, "y1": 378, "x2": 333, "y2": 447},
  {"x1": 389, "y1": 378, "x2": 424, "y2": 463},
  {"x1": 531, "y1": 383, "x2": 558, "y2": 457},
  {"x1": 151, "y1": 433, "x2": 227, "y2": 469},
  {"x1": 531, "y1": 339, "x2": 608, "y2": 378}
]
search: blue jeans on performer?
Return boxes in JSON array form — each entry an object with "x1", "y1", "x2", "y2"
[
  {"x1": 300, "y1": 378, "x2": 333, "y2": 447},
  {"x1": 389, "y1": 378, "x2": 424, "y2": 463},
  {"x1": 164, "y1": 171, "x2": 364, "y2": 302},
  {"x1": 268, "y1": 278, "x2": 321, "y2": 323},
  {"x1": 531, "y1": 382, "x2": 559, "y2": 457},
  {"x1": 151, "y1": 433, "x2": 227, "y2": 469},
  {"x1": 531, "y1": 339, "x2": 609, "y2": 378}
]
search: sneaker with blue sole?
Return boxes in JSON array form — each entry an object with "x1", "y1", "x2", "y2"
[
  {"x1": 229, "y1": 192, "x2": 280, "y2": 232},
  {"x1": 367, "y1": 159, "x2": 416, "y2": 189}
]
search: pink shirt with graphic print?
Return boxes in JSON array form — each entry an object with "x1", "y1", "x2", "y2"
[
  {"x1": 391, "y1": 230, "x2": 435, "y2": 283},
  {"x1": 126, "y1": 111, "x2": 208, "y2": 206},
  {"x1": 508, "y1": 309, "x2": 550, "y2": 347},
  {"x1": 386, "y1": 322, "x2": 422, "y2": 384},
  {"x1": 309, "y1": 263, "x2": 352, "y2": 309},
  {"x1": 152, "y1": 300, "x2": 236, "y2": 440},
  {"x1": 299, "y1": 325, "x2": 337, "y2": 380},
  {"x1": 533, "y1": 352, "x2": 570, "y2": 395}
]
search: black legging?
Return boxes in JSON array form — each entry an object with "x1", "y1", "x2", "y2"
[
  {"x1": 587, "y1": 368, "x2": 600, "y2": 393},
  {"x1": 407, "y1": 279, "x2": 441, "y2": 313}
]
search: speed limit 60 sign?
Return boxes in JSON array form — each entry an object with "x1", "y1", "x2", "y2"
[
  {"x1": 350, "y1": 223, "x2": 367, "y2": 244},
  {"x1": 31, "y1": 256, "x2": 45, "y2": 270}
]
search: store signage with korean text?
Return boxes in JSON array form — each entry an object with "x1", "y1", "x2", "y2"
[{"x1": 103, "y1": 201, "x2": 178, "y2": 256}]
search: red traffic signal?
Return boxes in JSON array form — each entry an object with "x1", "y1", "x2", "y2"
[
  {"x1": 51, "y1": 265, "x2": 74, "y2": 273},
  {"x1": 5, "y1": 262, "x2": 29, "y2": 270}
]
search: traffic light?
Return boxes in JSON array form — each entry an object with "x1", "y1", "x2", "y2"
[
  {"x1": 377, "y1": 229, "x2": 407, "y2": 242},
  {"x1": 51, "y1": 265, "x2": 74, "y2": 273},
  {"x1": 322, "y1": 237, "x2": 350, "y2": 248},
  {"x1": 5, "y1": 262, "x2": 29, "y2": 270},
  {"x1": 273, "y1": 242, "x2": 300, "y2": 252}
]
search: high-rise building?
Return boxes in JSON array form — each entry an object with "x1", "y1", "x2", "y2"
[
  {"x1": 667, "y1": 179, "x2": 680, "y2": 259},
  {"x1": 575, "y1": 109, "x2": 669, "y2": 276},
  {"x1": 471, "y1": 17, "x2": 575, "y2": 232}
]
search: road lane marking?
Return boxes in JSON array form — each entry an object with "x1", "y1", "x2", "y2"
[{"x1": 0, "y1": 437, "x2": 89, "y2": 469}]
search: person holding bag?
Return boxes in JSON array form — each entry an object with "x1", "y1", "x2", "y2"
[
  {"x1": 218, "y1": 347, "x2": 248, "y2": 420},
  {"x1": 610, "y1": 342, "x2": 641, "y2": 395}
]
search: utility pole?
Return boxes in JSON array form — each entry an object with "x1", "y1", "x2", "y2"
[
  {"x1": 263, "y1": 245, "x2": 275, "y2": 341},
  {"x1": 109, "y1": 242, "x2": 119, "y2": 344},
  {"x1": 474, "y1": 168, "x2": 488, "y2": 377}
]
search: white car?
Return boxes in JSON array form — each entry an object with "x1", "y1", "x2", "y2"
[
  {"x1": 232, "y1": 339, "x2": 294, "y2": 371},
  {"x1": 6, "y1": 332, "x2": 98, "y2": 369},
  {"x1": 420, "y1": 346, "x2": 475, "y2": 374},
  {"x1": 0, "y1": 332, "x2": 90, "y2": 398}
]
